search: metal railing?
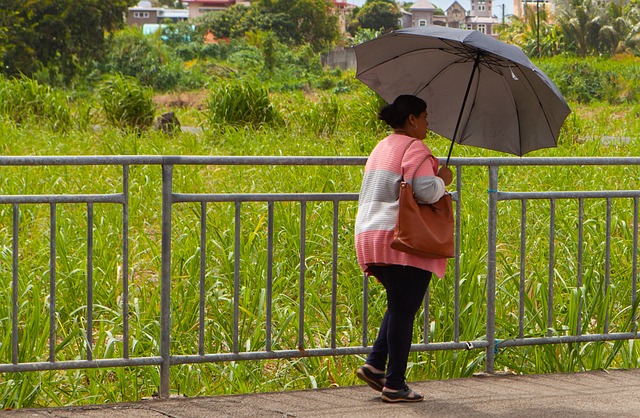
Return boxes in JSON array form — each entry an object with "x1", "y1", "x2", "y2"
[{"x1": 1, "y1": 155, "x2": 639, "y2": 398}]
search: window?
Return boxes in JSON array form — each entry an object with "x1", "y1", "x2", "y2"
[
  {"x1": 134, "y1": 11, "x2": 150, "y2": 18},
  {"x1": 418, "y1": 19, "x2": 427, "y2": 26},
  {"x1": 477, "y1": 24, "x2": 486, "y2": 33},
  {"x1": 479, "y1": 4, "x2": 485, "y2": 11}
]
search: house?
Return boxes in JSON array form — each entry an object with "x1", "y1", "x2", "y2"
[
  {"x1": 332, "y1": 1, "x2": 357, "y2": 35},
  {"x1": 465, "y1": 0, "x2": 500, "y2": 36},
  {"x1": 403, "y1": 1, "x2": 500, "y2": 38},
  {"x1": 399, "y1": 8, "x2": 413, "y2": 29},
  {"x1": 127, "y1": 1, "x2": 189, "y2": 26},
  {"x1": 183, "y1": 0, "x2": 247, "y2": 19},
  {"x1": 127, "y1": 1, "x2": 158, "y2": 26},
  {"x1": 410, "y1": 0, "x2": 438, "y2": 27},
  {"x1": 445, "y1": 1, "x2": 466, "y2": 28}
]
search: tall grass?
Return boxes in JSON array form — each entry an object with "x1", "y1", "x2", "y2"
[
  {"x1": 206, "y1": 81, "x2": 282, "y2": 127},
  {"x1": 98, "y1": 74, "x2": 156, "y2": 131},
  {"x1": 0, "y1": 76, "x2": 76, "y2": 131},
  {"x1": 1, "y1": 75, "x2": 640, "y2": 408}
]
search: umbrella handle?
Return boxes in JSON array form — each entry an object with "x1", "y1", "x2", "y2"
[{"x1": 445, "y1": 51, "x2": 481, "y2": 167}]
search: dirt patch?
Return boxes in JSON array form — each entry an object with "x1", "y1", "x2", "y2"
[{"x1": 154, "y1": 90, "x2": 208, "y2": 110}]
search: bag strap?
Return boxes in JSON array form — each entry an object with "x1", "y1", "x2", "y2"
[{"x1": 400, "y1": 139, "x2": 431, "y2": 181}]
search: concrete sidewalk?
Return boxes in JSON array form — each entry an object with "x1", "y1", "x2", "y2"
[{"x1": 3, "y1": 368, "x2": 640, "y2": 417}]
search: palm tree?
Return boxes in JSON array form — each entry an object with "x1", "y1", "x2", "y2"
[
  {"x1": 555, "y1": 0, "x2": 640, "y2": 56},
  {"x1": 498, "y1": 7, "x2": 560, "y2": 58}
]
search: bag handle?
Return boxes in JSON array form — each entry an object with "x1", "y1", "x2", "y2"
[
  {"x1": 400, "y1": 140, "x2": 447, "y2": 205},
  {"x1": 400, "y1": 139, "x2": 431, "y2": 182}
]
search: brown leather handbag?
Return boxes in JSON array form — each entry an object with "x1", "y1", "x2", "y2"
[{"x1": 390, "y1": 143, "x2": 455, "y2": 259}]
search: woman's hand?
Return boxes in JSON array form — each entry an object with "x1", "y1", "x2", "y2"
[{"x1": 436, "y1": 165, "x2": 453, "y2": 186}]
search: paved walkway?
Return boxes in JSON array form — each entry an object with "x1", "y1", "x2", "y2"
[{"x1": 3, "y1": 369, "x2": 640, "y2": 417}]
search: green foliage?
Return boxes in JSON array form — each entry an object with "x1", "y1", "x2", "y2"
[
  {"x1": 0, "y1": 0, "x2": 135, "y2": 82},
  {"x1": 281, "y1": 93, "x2": 343, "y2": 136},
  {"x1": 498, "y1": 1, "x2": 640, "y2": 58},
  {"x1": 197, "y1": 5, "x2": 260, "y2": 39},
  {"x1": 257, "y1": 0, "x2": 340, "y2": 50},
  {"x1": 348, "y1": 27, "x2": 383, "y2": 46},
  {"x1": 160, "y1": 21, "x2": 197, "y2": 47},
  {"x1": 0, "y1": 76, "x2": 73, "y2": 130},
  {"x1": 356, "y1": 0, "x2": 401, "y2": 32},
  {"x1": 196, "y1": 0, "x2": 339, "y2": 52},
  {"x1": 536, "y1": 56, "x2": 640, "y2": 104},
  {"x1": 555, "y1": 0, "x2": 639, "y2": 57},
  {"x1": 498, "y1": 10, "x2": 562, "y2": 58},
  {"x1": 257, "y1": 31, "x2": 278, "y2": 73},
  {"x1": 98, "y1": 74, "x2": 156, "y2": 131},
  {"x1": 206, "y1": 80, "x2": 282, "y2": 127},
  {"x1": 101, "y1": 26, "x2": 204, "y2": 91}
]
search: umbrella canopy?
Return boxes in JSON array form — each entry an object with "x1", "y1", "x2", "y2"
[{"x1": 354, "y1": 26, "x2": 571, "y2": 157}]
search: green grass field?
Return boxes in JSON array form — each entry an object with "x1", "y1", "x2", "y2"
[{"x1": 1, "y1": 69, "x2": 640, "y2": 408}]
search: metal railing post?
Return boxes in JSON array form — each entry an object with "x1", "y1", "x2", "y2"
[
  {"x1": 160, "y1": 163, "x2": 173, "y2": 398},
  {"x1": 122, "y1": 165, "x2": 130, "y2": 359},
  {"x1": 486, "y1": 165, "x2": 498, "y2": 373}
]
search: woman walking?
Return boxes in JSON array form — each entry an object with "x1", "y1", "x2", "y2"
[{"x1": 354, "y1": 95, "x2": 452, "y2": 403}]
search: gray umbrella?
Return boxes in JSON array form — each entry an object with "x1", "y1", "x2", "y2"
[{"x1": 354, "y1": 26, "x2": 571, "y2": 160}]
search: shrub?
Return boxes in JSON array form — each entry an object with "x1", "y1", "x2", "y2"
[
  {"x1": 101, "y1": 26, "x2": 199, "y2": 91},
  {"x1": 537, "y1": 56, "x2": 640, "y2": 104},
  {"x1": 98, "y1": 74, "x2": 156, "y2": 131},
  {"x1": 0, "y1": 76, "x2": 72, "y2": 130},
  {"x1": 206, "y1": 80, "x2": 282, "y2": 127}
]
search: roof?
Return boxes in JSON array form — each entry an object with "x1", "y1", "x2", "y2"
[
  {"x1": 446, "y1": 1, "x2": 465, "y2": 13},
  {"x1": 158, "y1": 9, "x2": 189, "y2": 18},
  {"x1": 410, "y1": 0, "x2": 436, "y2": 11}
]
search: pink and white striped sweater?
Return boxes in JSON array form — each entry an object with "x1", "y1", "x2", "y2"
[{"x1": 355, "y1": 134, "x2": 448, "y2": 278}]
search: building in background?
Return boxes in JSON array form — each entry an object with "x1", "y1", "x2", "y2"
[
  {"x1": 126, "y1": 1, "x2": 189, "y2": 26},
  {"x1": 465, "y1": 0, "x2": 500, "y2": 35},
  {"x1": 445, "y1": 1, "x2": 466, "y2": 29},
  {"x1": 183, "y1": 0, "x2": 249, "y2": 19},
  {"x1": 332, "y1": 0, "x2": 357, "y2": 35},
  {"x1": 410, "y1": 0, "x2": 438, "y2": 26},
  {"x1": 404, "y1": 1, "x2": 500, "y2": 37},
  {"x1": 513, "y1": 0, "x2": 553, "y2": 20}
]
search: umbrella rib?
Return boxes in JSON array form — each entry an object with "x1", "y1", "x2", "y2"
[
  {"x1": 516, "y1": 68, "x2": 562, "y2": 148},
  {"x1": 440, "y1": 39, "x2": 511, "y2": 75}
]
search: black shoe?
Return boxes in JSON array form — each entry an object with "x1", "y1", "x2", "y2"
[
  {"x1": 381, "y1": 385, "x2": 424, "y2": 403},
  {"x1": 356, "y1": 366, "x2": 385, "y2": 392}
]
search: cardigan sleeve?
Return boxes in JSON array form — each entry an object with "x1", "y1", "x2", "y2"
[
  {"x1": 402, "y1": 142, "x2": 446, "y2": 204},
  {"x1": 413, "y1": 174, "x2": 446, "y2": 204}
]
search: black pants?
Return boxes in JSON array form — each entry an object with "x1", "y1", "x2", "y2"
[{"x1": 365, "y1": 265, "x2": 432, "y2": 390}]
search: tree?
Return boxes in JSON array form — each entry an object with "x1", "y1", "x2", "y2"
[
  {"x1": 555, "y1": 0, "x2": 640, "y2": 56},
  {"x1": 259, "y1": 0, "x2": 340, "y2": 50},
  {"x1": 356, "y1": 0, "x2": 401, "y2": 32},
  {"x1": 498, "y1": 7, "x2": 561, "y2": 57},
  {"x1": 0, "y1": 0, "x2": 136, "y2": 82}
]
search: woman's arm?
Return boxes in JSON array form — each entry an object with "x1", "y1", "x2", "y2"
[{"x1": 412, "y1": 175, "x2": 446, "y2": 204}]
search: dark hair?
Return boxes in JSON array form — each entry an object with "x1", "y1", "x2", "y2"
[{"x1": 377, "y1": 95, "x2": 427, "y2": 129}]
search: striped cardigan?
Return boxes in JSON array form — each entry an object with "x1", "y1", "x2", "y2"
[{"x1": 355, "y1": 133, "x2": 448, "y2": 278}]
